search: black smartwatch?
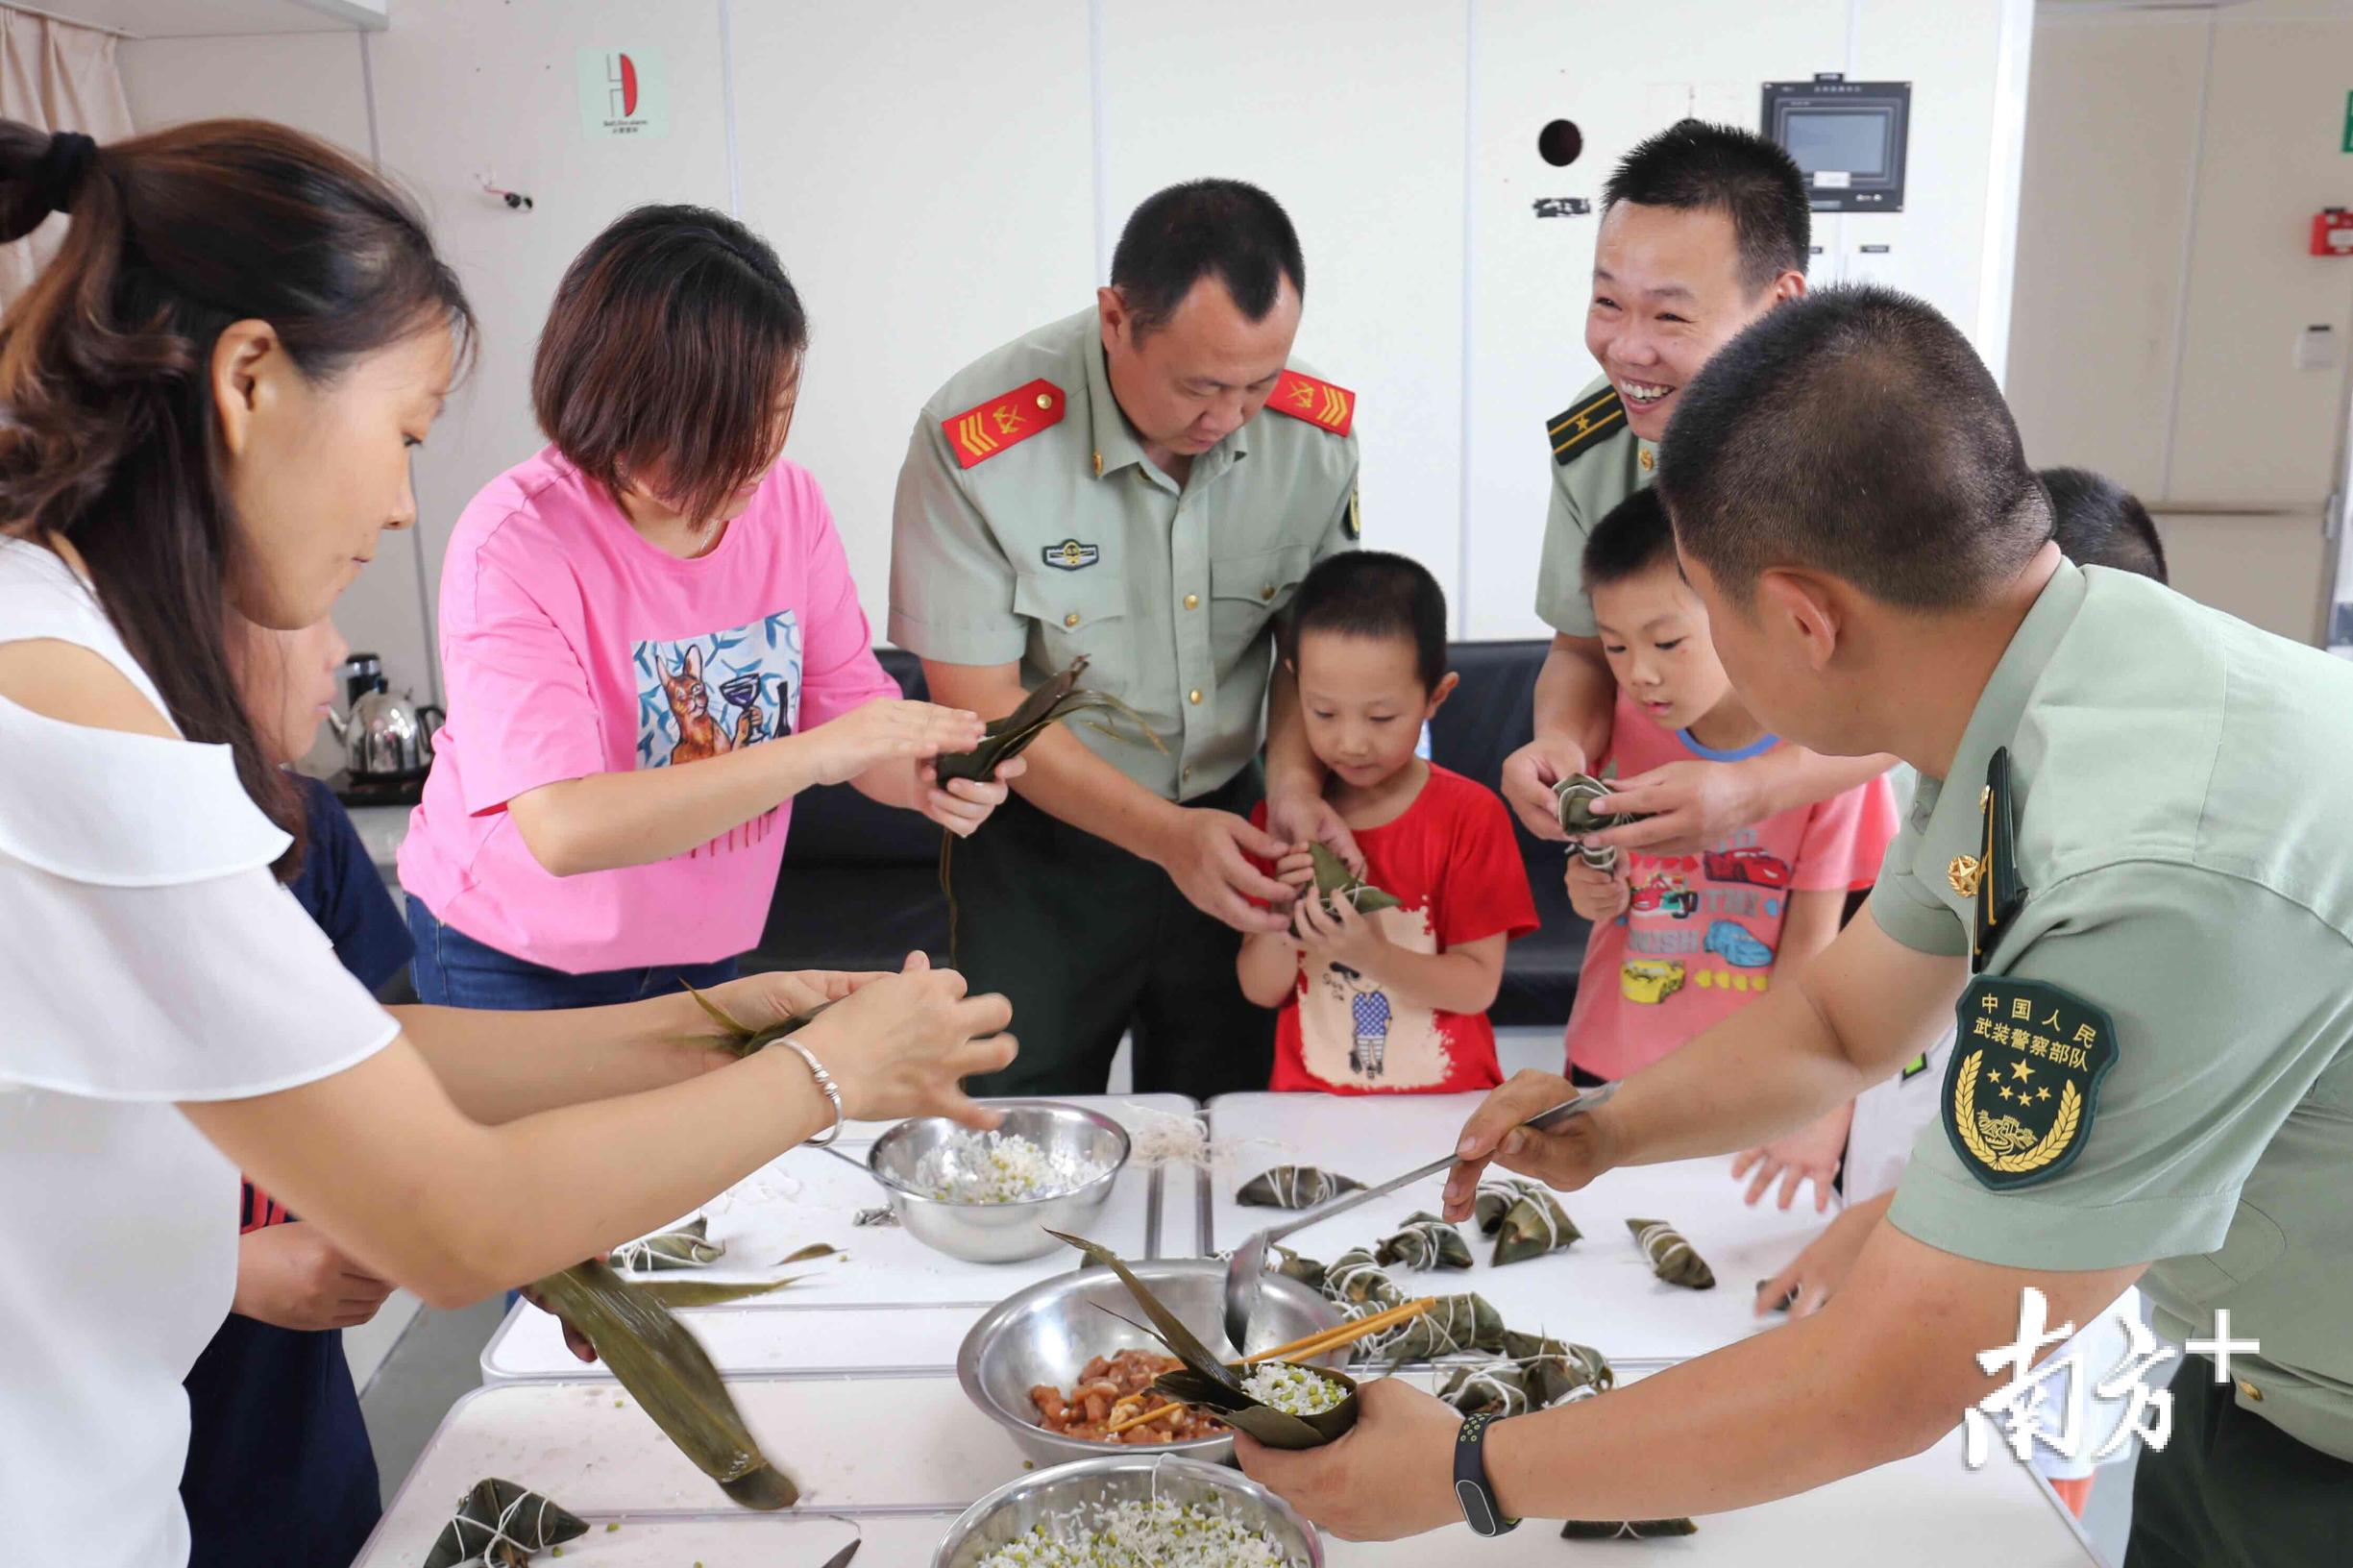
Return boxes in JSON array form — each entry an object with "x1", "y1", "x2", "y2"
[{"x1": 1453, "y1": 1412, "x2": 1521, "y2": 1536}]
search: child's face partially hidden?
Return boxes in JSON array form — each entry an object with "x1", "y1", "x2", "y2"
[
  {"x1": 1591, "y1": 561, "x2": 1735, "y2": 735},
  {"x1": 1293, "y1": 628, "x2": 1457, "y2": 793},
  {"x1": 233, "y1": 614, "x2": 351, "y2": 767}
]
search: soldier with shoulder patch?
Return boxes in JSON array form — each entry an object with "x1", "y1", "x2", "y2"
[
  {"x1": 889, "y1": 179, "x2": 1360, "y2": 1097},
  {"x1": 1238, "y1": 289, "x2": 2353, "y2": 1564},
  {"x1": 1505, "y1": 122, "x2": 1891, "y2": 858}
]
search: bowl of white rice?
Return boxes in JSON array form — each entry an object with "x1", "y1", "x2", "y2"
[
  {"x1": 931, "y1": 1454, "x2": 1322, "y2": 1568},
  {"x1": 869, "y1": 1102, "x2": 1129, "y2": 1263}
]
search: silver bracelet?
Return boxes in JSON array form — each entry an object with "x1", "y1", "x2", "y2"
[{"x1": 777, "y1": 1040, "x2": 845, "y2": 1147}]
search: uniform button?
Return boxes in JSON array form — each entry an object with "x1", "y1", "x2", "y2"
[
  {"x1": 1065, "y1": 612, "x2": 1081, "y2": 628},
  {"x1": 1184, "y1": 594, "x2": 1199, "y2": 610},
  {"x1": 1189, "y1": 689, "x2": 1203, "y2": 705},
  {"x1": 1036, "y1": 392, "x2": 1053, "y2": 410},
  {"x1": 1639, "y1": 448, "x2": 1655, "y2": 472},
  {"x1": 1182, "y1": 766, "x2": 1192, "y2": 783},
  {"x1": 1261, "y1": 584, "x2": 1275, "y2": 600},
  {"x1": 2239, "y1": 1379, "x2": 2263, "y2": 1403}
]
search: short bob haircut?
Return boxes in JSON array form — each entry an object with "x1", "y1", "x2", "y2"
[{"x1": 532, "y1": 204, "x2": 807, "y2": 527}]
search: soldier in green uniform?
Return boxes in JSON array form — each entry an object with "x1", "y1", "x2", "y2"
[
  {"x1": 1504, "y1": 121, "x2": 1888, "y2": 857},
  {"x1": 1238, "y1": 288, "x2": 2352, "y2": 1566},
  {"x1": 889, "y1": 180, "x2": 1360, "y2": 1097}
]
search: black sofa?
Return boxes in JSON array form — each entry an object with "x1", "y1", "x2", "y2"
[{"x1": 750, "y1": 642, "x2": 1586, "y2": 1029}]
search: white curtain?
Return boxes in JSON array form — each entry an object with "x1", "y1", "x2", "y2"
[{"x1": 0, "y1": 6, "x2": 134, "y2": 303}]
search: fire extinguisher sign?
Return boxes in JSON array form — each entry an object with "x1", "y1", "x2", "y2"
[{"x1": 578, "y1": 48, "x2": 669, "y2": 141}]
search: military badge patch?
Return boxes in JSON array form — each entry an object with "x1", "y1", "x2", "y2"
[
  {"x1": 1042, "y1": 539, "x2": 1100, "y2": 572},
  {"x1": 1946, "y1": 977, "x2": 2118, "y2": 1190}
]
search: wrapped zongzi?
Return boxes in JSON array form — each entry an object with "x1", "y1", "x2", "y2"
[
  {"x1": 1627, "y1": 1217, "x2": 1715, "y2": 1290},
  {"x1": 1237, "y1": 1164, "x2": 1362, "y2": 1210},
  {"x1": 1050, "y1": 1231, "x2": 1360, "y2": 1450},
  {"x1": 1268, "y1": 1243, "x2": 1327, "y2": 1292},
  {"x1": 1556, "y1": 772, "x2": 1654, "y2": 874},
  {"x1": 1561, "y1": 1518, "x2": 1699, "y2": 1540},
  {"x1": 1471, "y1": 1176, "x2": 1546, "y2": 1237},
  {"x1": 1321, "y1": 1246, "x2": 1405, "y2": 1311},
  {"x1": 1438, "y1": 1361, "x2": 1534, "y2": 1419},
  {"x1": 1308, "y1": 842, "x2": 1401, "y2": 917},
  {"x1": 610, "y1": 1215, "x2": 724, "y2": 1271},
  {"x1": 1490, "y1": 1187, "x2": 1580, "y2": 1267},
  {"x1": 422, "y1": 1478, "x2": 587, "y2": 1568},
  {"x1": 1373, "y1": 1211, "x2": 1473, "y2": 1273},
  {"x1": 1348, "y1": 1291, "x2": 1506, "y2": 1360},
  {"x1": 1501, "y1": 1333, "x2": 1614, "y2": 1406}
]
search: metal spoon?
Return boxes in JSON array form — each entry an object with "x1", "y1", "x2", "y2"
[{"x1": 1219, "y1": 1083, "x2": 1619, "y2": 1354}]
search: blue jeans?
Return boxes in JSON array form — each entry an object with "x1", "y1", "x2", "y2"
[{"x1": 404, "y1": 899, "x2": 740, "y2": 1011}]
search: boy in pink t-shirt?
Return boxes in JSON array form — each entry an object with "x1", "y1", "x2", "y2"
[
  {"x1": 1561, "y1": 489, "x2": 1895, "y2": 1194},
  {"x1": 1238, "y1": 551, "x2": 1538, "y2": 1094}
]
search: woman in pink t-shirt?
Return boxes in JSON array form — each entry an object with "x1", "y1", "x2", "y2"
[{"x1": 401, "y1": 207, "x2": 1017, "y2": 1008}]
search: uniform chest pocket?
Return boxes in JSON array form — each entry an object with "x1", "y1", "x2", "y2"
[
  {"x1": 1014, "y1": 571, "x2": 1131, "y2": 688},
  {"x1": 1208, "y1": 546, "x2": 1313, "y2": 668}
]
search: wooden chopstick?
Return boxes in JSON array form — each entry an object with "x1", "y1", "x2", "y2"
[
  {"x1": 1101, "y1": 1399, "x2": 1188, "y2": 1437},
  {"x1": 1097, "y1": 1298, "x2": 1439, "y2": 1438},
  {"x1": 1241, "y1": 1296, "x2": 1434, "y2": 1367}
]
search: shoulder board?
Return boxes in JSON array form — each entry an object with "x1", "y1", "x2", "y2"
[
  {"x1": 1548, "y1": 388, "x2": 1626, "y2": 466},
  {"x1": 943, "y1": 378, "x2": 1066, "y2": 470},
  {"x1": 1264, "y1": 368, "x2": 1356, "y2": 437}
]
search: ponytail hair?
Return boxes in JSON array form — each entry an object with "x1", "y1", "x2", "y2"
[{"x1": 0, "y1": 119, "x2": 473, "y2": 872}]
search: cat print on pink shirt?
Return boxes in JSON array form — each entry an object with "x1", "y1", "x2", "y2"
[{"x1": 631, "y1": 611, "x2": 804, "y2": 855}]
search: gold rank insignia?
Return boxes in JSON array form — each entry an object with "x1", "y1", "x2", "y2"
[
  {"x1": 1548, "y1": 388, "x2": 1626, "y2": 465},
  {"x1": 1945, "y1": 976, "x2": 2119, "y2": 1190},
  {"x1": 1264, "y1": 368, "x2": 1356, "y2": 436},
  {"x1": 943, "y1": 377, "x2": 1066, "y2": 470}
]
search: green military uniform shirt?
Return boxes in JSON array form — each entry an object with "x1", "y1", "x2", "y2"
[
  {"x1": 1535, "y1": 375, "x2": 1658, "y2": 637},
  {"x1": 1874, "y1": 562, "x2": 2353, "y2": 1462},
  {"x1": 888, "y1": 308, "x2": 1360, "y2": 802}
]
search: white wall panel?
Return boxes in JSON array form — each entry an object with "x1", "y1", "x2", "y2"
[
  {"x1": 1097, "y1": 0, "x2": 1469, "y2": 612},
  {"x1": 732, "y1": 1, "x2": 1097, "y2": 625},
  {"x1": 1460, "y1": 0, "x2": 1844, "y2": 637}
]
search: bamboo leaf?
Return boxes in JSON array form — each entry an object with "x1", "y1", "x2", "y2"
[
  {"x1": 631, "y1": 1274, "x2": 813, "y2": 1310},
  {"x1": 531, "y1": 1262, "x2": 798, "y2": 1510}
]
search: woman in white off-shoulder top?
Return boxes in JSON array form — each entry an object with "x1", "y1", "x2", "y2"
[{"x1": 0, "y1": 121, "x2": 1017, "y2": 1568}]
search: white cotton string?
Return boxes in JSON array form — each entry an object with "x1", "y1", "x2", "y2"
[
  {"x1": 449, "y1": 1486, "x2": 544, "y2": 1566},
  {"x1": 1633, "y1": 1219, "x2": 1686, "y2": 1270}
]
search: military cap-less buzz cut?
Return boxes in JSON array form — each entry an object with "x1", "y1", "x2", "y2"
[
  {"x1": 1655, "y1": 284, "x2": 2052, "y2": 610},
  {"x1": 2041, "y1": 466, "x2": 2169, "y2": 585},
  {"x1": 1290, "y1": 550, "x2": 1449, "y2": 694},
  {"x1": 1581, "y1": 486, "x2": 1678, "y2": 592},
  {"x1": 1604, "y1": 120, "x2": 1812, "y2": 293},
  {"x1": 1109, "y1": 178, "x2": 1304, "y2": 336}
]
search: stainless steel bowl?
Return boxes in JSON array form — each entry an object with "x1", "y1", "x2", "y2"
[
  {"x1": 868, "y1": 1102, "x2": 1129, "y2": 1264},
  {"x1": 959, "y1": 1257, "x2": 1346, "y2": 1467},
  {"x1": 931, "y1": 1454, "x2": 1323, "y2": 1567}
]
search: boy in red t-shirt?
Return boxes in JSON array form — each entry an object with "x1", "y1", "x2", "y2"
[
  {"x1": 1562, "y1": 487, "x2": 1895, "y2": 1205},
  {"x1": 1239, "y1": 551, "x2": 1538, "y2": 1093}
]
